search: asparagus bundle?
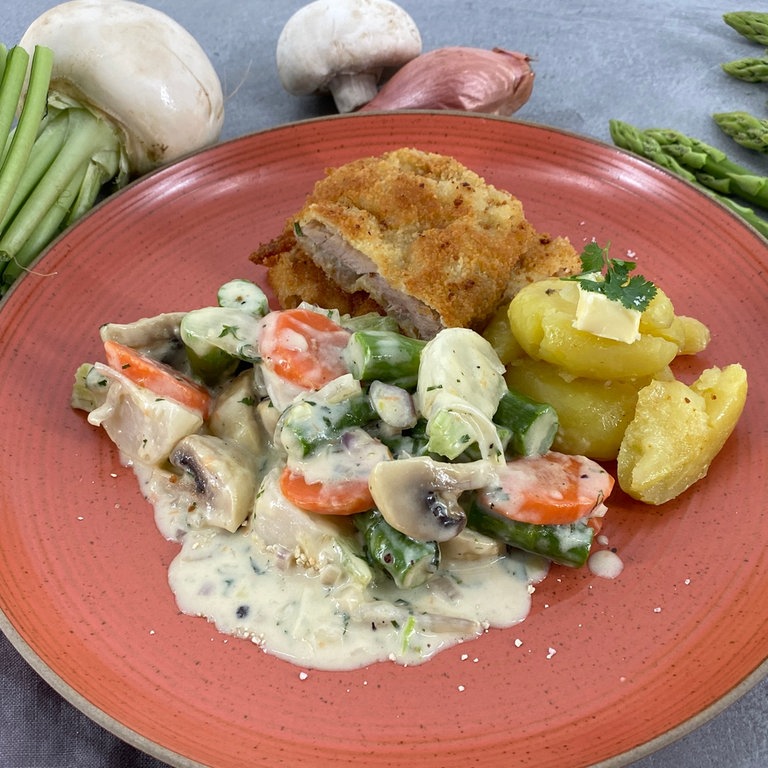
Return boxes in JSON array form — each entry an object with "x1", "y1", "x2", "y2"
[{"x1": 609, "y1": 119, "x2": 768, "y2": 238}]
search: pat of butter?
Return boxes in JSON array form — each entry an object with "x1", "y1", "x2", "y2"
[{"x1": 573, "y1": 287, "x2": 641, "y2": 343}]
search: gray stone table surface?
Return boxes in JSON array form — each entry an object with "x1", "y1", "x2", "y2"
[{"x1": 1, "y1": 1, "x2": 767, "y2": 767}]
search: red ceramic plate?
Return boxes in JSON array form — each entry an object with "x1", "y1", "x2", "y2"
[{"x1": 1, "y1": 112, "x2": 766, "y2": 768}]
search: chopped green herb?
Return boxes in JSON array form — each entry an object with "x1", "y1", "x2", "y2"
[
  {"x1": 218, "y1": 324, "x2": 241, "y2": 339},
  {"x1": 565, "y1": 242, "x2": 657, "y2": 311}
]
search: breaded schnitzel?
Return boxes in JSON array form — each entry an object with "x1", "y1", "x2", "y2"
[{"x1": 251, "y1": 148, "x2": 580, "y2": 338}]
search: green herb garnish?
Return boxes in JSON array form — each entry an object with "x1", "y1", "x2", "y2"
[{"x1": 565, "y1": 242, "x2": 657, "y2": 311}]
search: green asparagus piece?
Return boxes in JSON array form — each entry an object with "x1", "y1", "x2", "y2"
[
  {"x1": 722, "y1": 54, "x2": 768, "y2": 82},
  {"x1": 344, "y1": 330, "x2": 427, "y2": 391},
  {"x1": 493, "y1": 388, "x2": 558, "y2": 457},
  {"x1": 376, "y1": 417, "x2": 430, "y2": 458},
  {"x1": 355, "y1": 510, "x2": 440, "y2": 589},
  {"x1": 180, "y1": 307, "x2": 263, "y2": 384},
  {"x1": 278, "y1": 394, "x2": 378, "y2": 457},
  {"x1": 723, "y1": 11, "x2": 768, "y2": 45},
  {"x1": 340, "y1": 311, "x2": 400, "y2": 333},
  {"x1": 464, "y1": 497, "x2": 594, "y2": 568},
  {"x1": 216, "y1": 278, "x2": 269, "y2": 316},
  {"x1": 713, "y1": 111, "x2": 768, "y2": 154},
  {"x1": 609, "y1": 119, "x2": 768, "y2": 239}
]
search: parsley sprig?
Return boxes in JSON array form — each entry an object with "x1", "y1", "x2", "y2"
[{"x1": 565, "y1": 242, "x2": 657, "y2": 311}]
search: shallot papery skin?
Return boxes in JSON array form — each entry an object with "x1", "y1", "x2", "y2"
[{"x1": 359, "y1": 46, "x2": 534, "y2": 115}]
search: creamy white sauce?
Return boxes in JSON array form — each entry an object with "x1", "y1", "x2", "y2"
[
  {"x1": 135, "y1": 461, "x2": 550, "y2": 670},
  {"x1": 588, "y1": 548, "x2": 624, "y2": 579}
]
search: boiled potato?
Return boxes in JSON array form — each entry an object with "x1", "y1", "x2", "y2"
[
  {"x1": 676, "y1": 315, "x2": 711, "y2": 355},
  {"x1": 507, "y1": 278, "x2": 699, "y2": 380},
  {"x1": 617, "y1": 364, "x2": 747, "y2": 505},
  {"x1": 505, "y1": 355, "x2": 654, "y2": 460}
]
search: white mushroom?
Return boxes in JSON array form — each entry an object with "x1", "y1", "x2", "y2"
[
  {"x1": 369, "y1": 456, "x2": 497, "y2": 542},
  {"x1": 276, "y1": 0, "x2": 422, "y2": 113},
  {"x1": 169, "y1": 434, "x2": 262, "y2": 533},
  {"x1": 207, "y1": 371, "x2": 270, "y2": 458}
]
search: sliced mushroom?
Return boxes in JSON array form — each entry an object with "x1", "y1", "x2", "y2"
[
  {"x1": 169, "y1": 434, "x2": 262, "y2": 533},
  {"x1": 99, "y1": 312, "x2": 187, "y2": 369},
  {"x1": 369, "y1": 456, "x2": 497, "y2": 542},
  {"x1": 208, "y1": 370, "x2": 270, "y2": 457}
]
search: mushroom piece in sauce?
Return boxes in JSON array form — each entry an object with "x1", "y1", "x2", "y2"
[
  {"x1": 368, "y1": 456, "x2": 497, "y2": 542},
  {"x1": 169, "y1": 434, "x2": 262, "y2": 533}
]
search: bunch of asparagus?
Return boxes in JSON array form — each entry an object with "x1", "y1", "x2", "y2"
[
  {"x1": 609, "y1": 120, "x2": 768, "y2": 238},
  {"x1": 610, "y1": 12, "x2": 768, "y2": 238}
]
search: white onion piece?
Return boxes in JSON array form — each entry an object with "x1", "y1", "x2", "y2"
[{"x1": 20, "y1": 0, "x2": 225, "y2": 176}]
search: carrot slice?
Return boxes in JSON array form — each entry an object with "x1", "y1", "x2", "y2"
[
  {"x1": 259, "y1": 308, "x2": 350, "y2": 390},
  {"x1": 478, "y1": 451, "x2": 614, "y2": 526},
  {"x1": 279, "y1": 466, "x2": 375, "y2": 516},
  {"x1": 103, "y1": 340, "x2": 212, "y2": 416}
]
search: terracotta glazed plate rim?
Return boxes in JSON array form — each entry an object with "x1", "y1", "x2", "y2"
[{"x1": 1, "y1": 111, "x2": 767, "y2": 768}]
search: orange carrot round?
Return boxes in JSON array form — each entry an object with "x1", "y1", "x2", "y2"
[
  {"x1": 259, "y1": 308, "x2": 350, "y2": 390},
  {"x1": 279, "y1": 466, "x2": 375, "y2": 516},
  {"x1": 477, "y1": 451, "x2": 614, "y2": 526},
  {"x1": 103, "y1": 339, "x2": 212, "y2": 416}
]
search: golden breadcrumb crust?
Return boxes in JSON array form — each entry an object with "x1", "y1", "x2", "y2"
[{"x1": 251, "y1": 148, "x2": 581, "y2": 333}]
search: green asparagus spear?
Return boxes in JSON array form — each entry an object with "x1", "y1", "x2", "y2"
[
  {"x1": 464, "y1": 497, "x2": 594, "y2": 568},
  {"x1": 722, "y1": 54, "x2": 768, "y2": 82},
  {"x1": 723, "y1": 11, "x2": 768, "y2": 45},
  {"x1": 609, "y1": 119, "x2": 768, "y2": 239},
  {"x1": 344, "y1": 330, "x2": 427, "y2": 391},
  {"x1": 355, "y1": 510, "x2": 440, "y2": 588},
  {"x1": 609, "y1": 119, "x2": 697, "y2": 181},
  {"x1": 643, "y1": 127, "x2": 768, "y2": 206},
  {"x1": 713, "y1": 111, "x2": 768, "y2": 154}
]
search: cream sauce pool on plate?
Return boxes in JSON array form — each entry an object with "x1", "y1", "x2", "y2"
[{"x1": 137, "y1": 463, "x2": 550, "y2": 670}]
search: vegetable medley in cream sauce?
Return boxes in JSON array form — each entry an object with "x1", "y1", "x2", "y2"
[{"x1": 71, "y1": 251, "x2": 747, "y2": 668}]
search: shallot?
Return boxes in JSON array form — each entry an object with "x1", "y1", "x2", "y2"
[
  {"x1": 360, "y1": 46, "x2": 534, "y2": 115},
  {"x1": 0, "y1": 0, "x2": 224, "y2": 294}
]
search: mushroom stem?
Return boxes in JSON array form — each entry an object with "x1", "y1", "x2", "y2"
[{"x1": 328, "y1": 72, "x2": 381, "y2": 113}]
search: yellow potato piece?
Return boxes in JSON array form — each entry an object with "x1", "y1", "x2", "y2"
[
  {"x1": 676, "y1": 315, "x2": 711, "y2": 355},
  {"x1": 617, "y1": 364, "x2": 748, "y2": 505},
  {"x1": 505, "y1": 355, "x2": 652, "y2": 460},
  {"x1": 507, "y1": 278, "x2": 683, "y2": 380}
]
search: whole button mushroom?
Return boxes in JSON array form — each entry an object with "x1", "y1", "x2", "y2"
[{"x1": 276, "y1": 0, "x2": 422, "y2": 113}]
